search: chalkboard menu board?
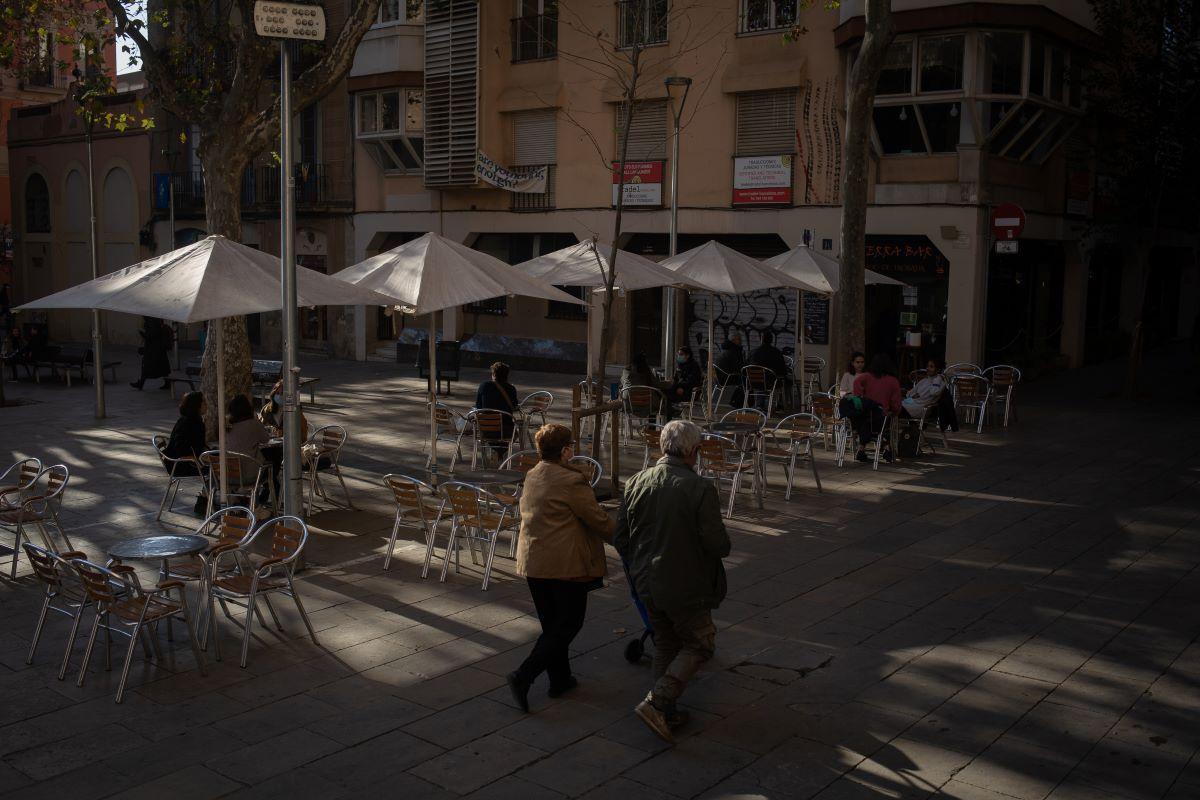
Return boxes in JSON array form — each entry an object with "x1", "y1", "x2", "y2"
[{"x1": 802, "y1": 295, "x2": 829, "y2": 345}]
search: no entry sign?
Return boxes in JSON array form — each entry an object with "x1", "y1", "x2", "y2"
[{"x1": 991, "y1": 203, "x2": 1026, "y2": 240}]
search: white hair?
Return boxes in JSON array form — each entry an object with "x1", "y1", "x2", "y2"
[{"x1": 660, "y1": 420, "x2": 702, "y2": 458}]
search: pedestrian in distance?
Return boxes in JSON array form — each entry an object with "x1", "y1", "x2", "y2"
[
  {"x1": 615, "y1": 419, "x2": 731, "y2": 743},
  {"x1": 507, "y1": 424, "x2": 614, "y2": 711},
  {"x1": 130, "y1": 316, "x2": 173, "y2": 390}
]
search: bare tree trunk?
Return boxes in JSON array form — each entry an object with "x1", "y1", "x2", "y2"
[
  {"x1": 837, "y1": 0, "x2": 894, "y2": 360},
  {"x1": 199, "y1": 158, "x2": 253, "y2": 435}
]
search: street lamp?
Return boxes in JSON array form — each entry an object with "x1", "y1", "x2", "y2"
[
  {"x1": 663, "y1": 75, "x2": 691, "y2": 374},
  {"x1": 72, "y1": 69, "x2": 106, "y2": 419}
]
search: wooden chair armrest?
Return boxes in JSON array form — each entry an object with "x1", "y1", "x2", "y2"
[
  {"x1": 59, "y1": 550, "x2": 89, "y2": 560},
  {"x1": 109, "y1": 563, "x2": 136, "y2": 574},
  {"x1": 156, "y1": 579, "x2": 185, "y2": 591}
]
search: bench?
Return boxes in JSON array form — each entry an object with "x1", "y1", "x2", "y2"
[
  {"x1": 180, "y1": 358, "x2": 321, "y2": 403},
  {"x1": 33, "y1": 344, "x2": 121, "y2": 387}
]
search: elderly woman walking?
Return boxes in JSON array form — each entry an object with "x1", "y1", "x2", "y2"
[{"x1": 507, "y1": 424, "x2": 614, "y2": 711}]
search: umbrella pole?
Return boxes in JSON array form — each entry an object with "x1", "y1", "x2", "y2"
[
  {"x1": 216, "y1": 318, "x2": 229, "y2": 506},
  {"x1": 796, "y1": 289, "x2": 805, "y2": 406},
  {"x1": 707, "y1": 291, "x2": 715, "y2": 422},
  {"x1": 429, "y1": 313, "x2": 438, "y2": 478},
  {"x1": 585, "y1": 287, "x2": 594, "y2": 402}
]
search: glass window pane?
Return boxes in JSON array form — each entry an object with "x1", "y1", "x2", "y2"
[
  {"x1": 774, "y1": 0, "x2": 797, "y2": 28},
  {"x1": 919, "y1": 35, "x2": 964, "y2": 92},
  {"x1": 989, "y1": 103, "x2": 1037, "y2": 154},
  {"x1": 379, "y1": 0, "x2": 399, "y2": 23},
  {"x1": 982, "y1": 100, "x2": 1016, "y2": 136},
  {"x1": 982, "y1": 32, "x2": 1024, "y2": 95},
  {"x1": 380, "y1": 91, "x2": 401, "y2": 132},
  {"x1": 405, "y1": 90, "x2": 424, "y2": 132},
  {"x1": 1049, "y1": 48, "x2": 1066, "y2": 102},
  {"x1": 1010, "y1": 110, "x2": 1057, "y2": 159},
  {"x1": 408, "y1": 136, "x2": 424, "y2": 162},
  {"x1": 520, "y1": 0, "x2": 540, "y2": 16},
  {"x1": 919, "y1": 102, "x2": 962, "y2": 153},
  {"x1": 744, "y1": 0, "x2": 770, "y2": 31},
  {"x1": 386, "y1": 139, "x2": 420, "y2": 170},
  {"x1": 873, "y1": 104, "x2": 925, "y2": 155},
  {"x1": 359, "y1": 94, "x2": 377, "y2": 134},
  {"x1": 877, "y1": 40, "x2": 913, "y2": 95},
  {"x1": 406, "y1": 0, "x2": 423, "y2": 22},
  {"x1": 1029, "y1": 35, "x2": 1045, "y2": 96}
]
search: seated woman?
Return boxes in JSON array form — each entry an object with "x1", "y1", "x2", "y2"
[
  {"x1": 164, "y1": 391, "x2": 208, "y2": 514},
  {"x1": 842, "y1": 354, "x2": 902, "y2": 463},
  {"x1": 902, "y1": 359, "x2": 945, "y2": 420},
  {"x1": 475, "y1": 361, "x2": 520, "y2": 442},
  {"x1": 839, "y1": 351, "x2": 866, "y2": 396},
  {"x1": 226, "y1": 394, "x2": 275, "y2": 504},
  {"x1": 259, "y1": 379, "x2": 310, "y2": 439},
  {"x1": 667, "y1": 346, "x2": 703, "y2": 418}
]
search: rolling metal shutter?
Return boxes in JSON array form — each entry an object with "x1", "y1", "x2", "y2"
[
  {"x1": 513, "y1": 109, "x2": 557, "y2": 165},
  {"x1": 617, "y1": 99, "x2": 668, "y2": 160},
  {"x1": 736, "y1": 89, "x2": 798, "y2": 156},
  {"x1": 424, "y1": 0, "x2": 479, "y2": 187}
]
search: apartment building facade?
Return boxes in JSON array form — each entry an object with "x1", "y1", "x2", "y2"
[{"x1": 350, "y1": 0, "x2": 1198, "y2": 378}]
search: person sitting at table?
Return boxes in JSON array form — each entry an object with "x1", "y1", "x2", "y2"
[
  {"x1": 226, "y1": 394, "x2": 276, "y2": 505},
  {"x1": 164, "y1": 391, "x2": 208, "y2": 515},
  {"x1": 259, "y1": 379, "x2": 310, "y2": 440},
  {"x1": 902, "y1": 358, "x2": 945, "y2": 420},
  {"x1": 475, "y1": 361, "x2": 520, "y2": 441},
  {"x1": 749, "y1": 331, "x2": 788, "y2": 382},
  {"x1": 839, "y1": 351, "x2": 866, "y2": 396},
  {"x1": 843, "y1": 354, "x2": 902, "y2": 463},
  {"x1": 667, "y1": 346, "x2": 702, "y2": 417},
  {"x1": 507, "y1": 423, "x2": 614, "y2": 711},
  {"x1": 715, "y1": 333, "x2": 746, "y2": 407}
]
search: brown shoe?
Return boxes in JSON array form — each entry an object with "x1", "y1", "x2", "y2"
[{"x1": 634, "y1": 697, "x2": 674, "y2": 744}]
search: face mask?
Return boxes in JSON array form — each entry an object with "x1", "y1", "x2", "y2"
[
  {"x1": 272, "y1": 394, "x2": 283, "y2": 406},
  {"x1": 676, "y1": 355, "x2": 687, "y2": 364}
]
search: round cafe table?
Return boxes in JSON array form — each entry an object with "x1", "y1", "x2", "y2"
[
  {"x1": 451, "y1": 468, "x2": 527, "y2": 486},
  {"x1": 705, "y1": 421, "x2": 765, "y2": 510},
  {"x1": 108, "y1": 534, "x2": 210, "y2": 582}
]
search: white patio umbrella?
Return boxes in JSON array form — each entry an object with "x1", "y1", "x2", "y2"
[
  {"x1": 17, "y1": 235, "x2": 389, "y2": 503},
  {"x1": 513, "y1": 238, "x2": 701, "y2": 392},
  {"x1": 659, "y1": 241, "x2": 820, "y2": 420},
  {"x1": 334, "y1": 232, "x2": 585, "y2": 473},
  {"x1": 765, "y1": 245, "x2": 906, "y2": 395}
]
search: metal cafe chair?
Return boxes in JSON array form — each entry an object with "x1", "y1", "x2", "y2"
[
  {"x1": 983, "y1": 365, "x2": 1022, "y2": 427},
  {"x1": 719, "y1": 407, "x2": 768, "y2": 431},
  {"x1": 381, "y1": 474, "x2": 443, "y2": 571},
  {"x1": 697, "y1": 434, "x2": 755, "y2": 519},
  {"x1": 741, "y1": 365, "x2": 781, "y2": 419},
  {"x1": 801, "y1": 356, "x2": 826, "y2": 406},
  {"x1": 430, "y1": 481, "x2": 518, "y2": 590},
  {"x1": 152, "y1": 435, "x2": 204, "y2": 520},
  {"x1": 836, "y1": 411, "x2": 895, "y2": 471},
  {"x1": 0, "y1": 457, "x2": 42, "y2": 508},
  {"x1": 569, "y1": 455, "x2": 604, "y2": 487},
  {"x1": 621, "y1": 385, "x2": 667, "y2": 444},
  {"x1": 207, "y1": 515, "x2": 317, "y2": 668},
  {"x1": 518, "y1": 390, "x2": 555, "y2": 448},
  {"x1": 71, "y1": 557, "x2": 207, "y2": 703},
  {"x1": 951, "y1": 374, "x2": 991, "y2": 434},
  {"x1": 302, "y1": 424, "x2": 353, "y2": 514},
  {"x1": 200, "y1": 450, "x2": 264, "y2": 519},
  {"x1": 764, "y1": 413, "x2": 823, "y2": 498},
  {"x1": 164, "y1": 506, "x2": 255, "y2": 644},
  {"x1": 810, "y1": 392, "x2": 843, "y2": 452},
  {"x1": 465, "y1": 409, "x2": 519, "y2": 469},
  {"x1": 641, "y1": 423, "x2": 664, "y2": 469},
  {"x1": 0, "y1": 464, "x2": 72, "y2": 579},
  {"x1": 428, "y1": 402, "x2": 468, "y2": 473}
]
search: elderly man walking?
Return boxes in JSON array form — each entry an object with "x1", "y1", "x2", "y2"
[{"x1": 615, "y1": 420, "x2": 730, "y2": 743}]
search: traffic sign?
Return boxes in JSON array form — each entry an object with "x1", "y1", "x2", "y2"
[
  {"x1": 995, "y1": 240, "x2": 1018, "y2": 254},
  {"x1": 991, "y1": 203, "x2": 1025, "y2": 240},
  {"x1": 254, "y1": 1, "x2": 326, "y2": 40}
]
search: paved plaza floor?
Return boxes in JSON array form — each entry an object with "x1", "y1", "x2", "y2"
[{"x1": 0, "y1": 348, "x2": 1197, "y2": 799}]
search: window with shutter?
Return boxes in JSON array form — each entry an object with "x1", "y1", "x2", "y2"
[
  {"x1": 424, "y1": 0, "x2": 478, "y2": 187},
  {"x1": 616, "y1": 100, "x2": 668, "y2": 160},
  {"x1": 512, "y1": 109, "x2": 557, "y2": 165},
  {"x1": 735, "y1": 90, "x2": 797, "y2": 156}
]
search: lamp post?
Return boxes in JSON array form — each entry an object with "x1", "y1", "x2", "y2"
[
  {"x1": 73, "y1": 75, "x2": 106, "y2": 419},
  {"x1": 663, "y1": 75, "x2": 691, "y2": 374},
  {"x1": 161, "y1": 144, "x2": 181, "y2": 369}
]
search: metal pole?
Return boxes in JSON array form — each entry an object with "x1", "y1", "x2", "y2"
[
  {"x1": 85, "y1": 125, "x2": 106, "y2": 419},
  {"x1": 169, "y1": 176, "x2": 180, "y2": 369},
  {"x1": 663, "y1": 110, "x2": 681, "y2": 374},
  {"x1": 280, "y1": 41, "x2": 302, "y2": 518}
]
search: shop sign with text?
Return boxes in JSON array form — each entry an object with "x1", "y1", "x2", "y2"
[
  {"x1": 732, "y1": 155, "x2": 793, "y2": 205},
  {"x1": 611, "y1": 160, "x2": 663, "y2": 206}
]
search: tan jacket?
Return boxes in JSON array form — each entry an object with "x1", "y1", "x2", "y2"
[{"x1": 516, "y1": 461, "x2": 614, "y2": 580}]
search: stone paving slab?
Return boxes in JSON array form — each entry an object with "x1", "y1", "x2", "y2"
[{"x1": 1, "y1": 348, "x2": 1199, "y2": 798}]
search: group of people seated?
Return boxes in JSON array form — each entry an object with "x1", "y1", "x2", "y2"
[
  {"x1": 837, "y1": 351, "x2": 954, "y2": 463},
  {"x1": 160, "y1": 380, "x2": 304, "y2": 515}
]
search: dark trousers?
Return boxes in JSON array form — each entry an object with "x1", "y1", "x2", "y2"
[
  {"x1": 643, "y1": 600, "x2": 716, "y2": 706},
  {"x1": 515, "y1": 577, "x2": 590, "y2": 688},
  {"x1": 840, "y1": 397, "x2": 885, "y2": 449}
]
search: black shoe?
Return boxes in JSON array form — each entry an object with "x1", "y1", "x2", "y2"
[
  {"x1": 882, "y1": 450, "x2": 894, "y2": 463},
  {"x1": 129, "y1": 381, "x2": 143, "y2": 390},
  {"x1": 855, "y1": 451, "x2": 869, "y2": 463},
  {"x1": 548, "y1": 676, "x2": 578, "y2": 698},
  {"x1": 507, "y1": 671, "x2": 530, "y2": 712}
]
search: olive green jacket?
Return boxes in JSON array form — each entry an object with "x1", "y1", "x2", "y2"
[{"x1": 615, "y1": 455, "x2": 730, "y2": 612}]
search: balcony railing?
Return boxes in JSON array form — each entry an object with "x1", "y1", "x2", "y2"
[
  {"x1": 166, "y1": 163, "x2": 348, "y2": 212},
  {"x1": 511, "y1": 13, "x2": 557, "y2": 62},
  {"x1": 617, "y1": 0, "x2": 668, "y2": 49}
]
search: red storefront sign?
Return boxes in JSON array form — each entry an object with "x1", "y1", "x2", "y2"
[{"x1": 611, "y1": 160, "x2": 664, "y2": 206}]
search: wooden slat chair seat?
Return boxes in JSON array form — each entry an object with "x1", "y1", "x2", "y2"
[
  {"x1": 698, "y1": 435, "x2": 755, "y2": 519},
  {"x1": 0, "y1": 464, "x2": 71, "y2": 578},
  {"x1": 0, "y1": 458, "x2": 42, "y2": 510},
  {"x1": 764, "y1": 413, "x2": 823, "y2": 498},
  {"x1": 427, "y1": 482, "x2": 516, "y2": 590}
]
